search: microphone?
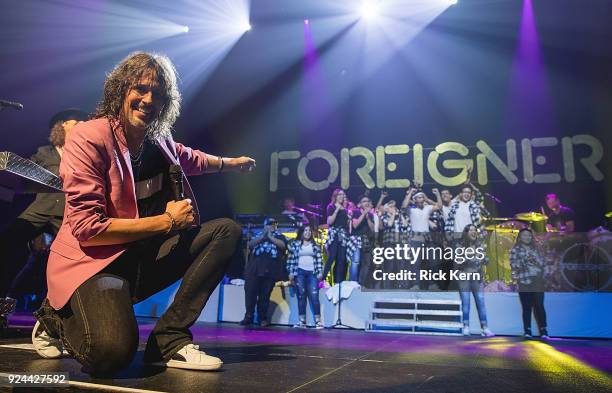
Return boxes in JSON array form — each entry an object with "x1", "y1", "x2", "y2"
[
  {"x1": 169, "y1": 164, "x2": 185, "y2": 201},
  {"x1": 0, "y1": 99, "x2": 24, "y2": 110}
]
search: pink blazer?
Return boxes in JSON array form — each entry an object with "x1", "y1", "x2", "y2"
[{"x1": 46, "y1": 118, "x2": 209, "y2": 309}]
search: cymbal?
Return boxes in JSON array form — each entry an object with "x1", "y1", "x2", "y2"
[
  {"x1": 482, "y1": 217, "x2": 511, "y2": 222},
  {"x1": 484, "y1": 225, "x2": 519, "y2": 233},
  {"x1": 515, "y1": 212, "x2": 548, "y2": 222}
]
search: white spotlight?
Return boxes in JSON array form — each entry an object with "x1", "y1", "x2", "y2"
[
  {"x1": 360, "y1": 1, "x2": 380, "y2": 20},
  {"x1": 449, "y1": 0, "x2": 458, "y2": 5},
  {"x1": 236, "y1": 21, "x2": 251, "y2": 33},
  {"x1": 182, "y1": 25, "x2": 189, "y2": 33}
]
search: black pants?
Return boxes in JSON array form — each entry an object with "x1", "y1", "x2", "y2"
[
  {"x1": 36, "y1": 218, "x2": 241, "y2": 375},
  {"x1": 243, "y1": 275, "x2": 276, "y2": 322},
  {"x1": 518, "y1": 292, "x2": 547, "y2": 332},
  {"x1": 0, "y1": 212, "x2": 62, "y2": 297},
  {"x1": 323, "y1": 240, "x2": 347, "y2": 283}
]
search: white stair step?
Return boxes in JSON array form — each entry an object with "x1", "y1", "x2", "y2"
[
  {"x1": 374, "y1": 298, "x2": 461, "y2": 305},
  {"x1": 372, "y1": 308, "x2": 462, "y2": 316},
  {"x1": 368, "y1": 319, "x2": 463, "y2": 328},
  {"x1": 365, "y1": 329, "x2": 463, "y2": 336}
]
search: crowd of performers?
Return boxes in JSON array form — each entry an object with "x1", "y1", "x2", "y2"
[
  {"x1": 238, "y1": 185, "x2": 583, "y2": 338},
  {"x1": 0, "y1": 105, "x2": 588, "y2": 343},
  {"x1": 2, "y1": 139, "x2": 581, "y2": 340},
  {"x1": 0, "y1": 112, "x2": 584, "y2": 342}
]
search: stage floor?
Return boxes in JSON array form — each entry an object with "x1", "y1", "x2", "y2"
[{"x1": 1, "y1": 314, "x2": 611, "y2": 393}]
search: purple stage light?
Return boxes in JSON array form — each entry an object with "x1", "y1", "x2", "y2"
[
  {"x1": 301, "y1": 15, "x2": 340, "y2": 139},
  {"x1": 507, "y1": 0, "x2": 555, "y2": 134}
]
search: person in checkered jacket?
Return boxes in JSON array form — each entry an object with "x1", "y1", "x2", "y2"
[
  {"x1": 323, "y1": 189, "x2": 351, "y2": 284},
  {"x1": 286, "y1": 225, "x2": 323, "y2": 328},
  {"x1": 349, "y1": 195, "x2": 378, "y2": 282},
  {"x1": 444, "y1": 182, "x2": 484, "y2": 234},
  {"x1": 509, "y1": 228, "x2": 549, "y2": 338}
]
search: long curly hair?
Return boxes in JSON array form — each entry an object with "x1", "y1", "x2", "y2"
[
  {"x1": 48, "y1": 121, "x2": 66, "y2": 147},
  {"x1": 93, "y1": 52, "x2": 181, "y2": 140}
]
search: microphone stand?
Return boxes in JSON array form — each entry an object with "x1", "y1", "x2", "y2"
[
  {"x1": 328, "y1": 279, "x2": 357, "y2": 329},
  {"x1": 329, "y1": 213, "x2": 356, "y2": 330}
]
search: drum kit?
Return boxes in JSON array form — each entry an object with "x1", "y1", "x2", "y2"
[
  {"x1": 483, "y1": 211, "x2": 550, "y2": 234},
  {"x1": 483, "y1": 211, "x2": 553, "y2": 284}
]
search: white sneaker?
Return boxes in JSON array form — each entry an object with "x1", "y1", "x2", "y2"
[
  {"x1": 313, "y1": 321, "x2": 324, "y2": 330},
  {"x1": 293, "y1": 321, "x2": 307, "y2": 329},
  {"x1": 481, "y1": 328, "x2": 495, "y2": 337},
  {"x1": 32, "y1": 320, "x2": 63, "y2": 359},
  {"x1": 159, "y1": 343, "x2": 222, "y2": 371},
  {"x1": 462, "y1": 325, "x2": 470, "y2": 336}
]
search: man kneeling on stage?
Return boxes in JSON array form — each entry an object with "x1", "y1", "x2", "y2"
[{"x1": 32, "y1": 52, "x2": 255, "y2": 374}]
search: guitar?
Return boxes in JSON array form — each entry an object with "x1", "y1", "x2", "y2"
[{"x1": 0, "y1": 151, "x2": 63, "y2": 195}]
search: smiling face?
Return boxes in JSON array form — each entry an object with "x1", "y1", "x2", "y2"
[
  {"x1": 335, "y1": 190, "x2": 346, "y2": 204},
  {"x1": 467, "y1": 225, "x2": 478, "y2": 241},
  {"x1": 441, "y1": 189, "x2": 452, "y2": 203},
  {"x1": 302, "y1": 226, "x2": 312, "y2": 241},
  {"x1": 460, "y1": 186, "x2": 472, "y2": 202},
  {"x1": 359, "y1": 197, "x2": 372, "y2": 210},
  {"x1": 121, "y1": 71, "x2": 164, "y2": 134}
]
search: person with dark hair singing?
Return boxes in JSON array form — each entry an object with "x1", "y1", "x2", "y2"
[
  {"x1": 31, "y1": 52, "x2": 255, "y2": 374},
  {"x1": 510, "y1": 228, "x2": 549, "y2": 338},
  {"x1": 287, "y1": 225, "x2": 323, "y2": 328}
]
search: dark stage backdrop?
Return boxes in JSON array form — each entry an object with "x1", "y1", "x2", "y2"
[{"x1": 1, "y1": 0, "x2": 611, "y2": 231}]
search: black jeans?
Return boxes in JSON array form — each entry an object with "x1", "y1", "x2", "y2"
[
  {"x1": 323, "y1": 240, "x2": 347, "y2": 283},
  {"x1": 243, "y1": 275, "x2": 275, "y2": 322},
  {"x1": 518, "y1": 291, "x2": 547, "y2": 333},
  {"x1": 36, "y1": 218, "x2": 241, "y2": 375},
  {"x1": 0, "y1": 213, "x2": 62, "y2": 297}
]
